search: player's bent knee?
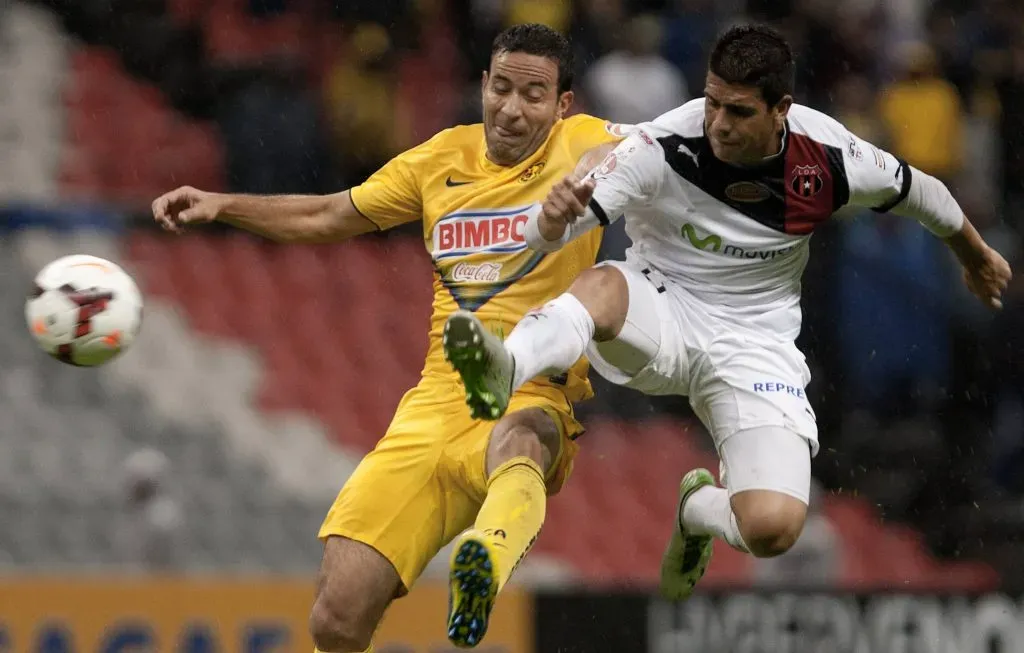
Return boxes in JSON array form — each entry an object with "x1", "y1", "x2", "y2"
[
  {"x1": 568, "y1": 266, "x2": 629, "y2": 341},
  {"x1": 489, "y1": 424, "x2": 543, "y2": 465},
  {"x1": 486, "y1": 408, "x2": 560, "y2": 476},
  {"x1": 309, "y1": 596, "x2": 373, "y2": 653},
  {"x1": 731, "y1": 490, "x2": 807, "y2": 558}
]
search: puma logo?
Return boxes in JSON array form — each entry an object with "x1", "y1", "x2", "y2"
[{"x1": 677, "y1": 143, "x2": 699, "y2": 166}]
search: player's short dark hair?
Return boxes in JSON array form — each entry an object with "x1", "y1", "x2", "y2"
[
  {"x1": 491, "y1": 24, "x2": 574, "y2": 94},
  {"x1": 709, "y1": 24, "x2": 795, "y2": 107}
]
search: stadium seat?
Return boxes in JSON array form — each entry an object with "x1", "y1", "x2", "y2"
[{"x1": 60, "y1": 45, "x2": 226, "y2": 199}]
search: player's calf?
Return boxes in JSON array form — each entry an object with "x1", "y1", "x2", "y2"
[
  {"x1": 447, "y1": 408, "x2": 560, "y2": 648},
  {"x1": 309, "y1": 536, "x2": 403, "y2": 652},
  {"x1": 730, "y1": 489, "x2": 807, "y2": 558}
]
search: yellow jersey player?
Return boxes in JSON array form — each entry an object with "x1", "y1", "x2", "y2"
[{"x1": 151, "y1": 24, "x2": 622, "y2": 653}]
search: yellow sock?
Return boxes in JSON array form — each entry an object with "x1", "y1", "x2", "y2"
[{"x1": 472, "y1": 456, "x2": 547, "y2": 591}]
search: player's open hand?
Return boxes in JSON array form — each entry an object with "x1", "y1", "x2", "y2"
[
  {"x1": 538, "y1": 174, "x2": 596, "y2": 242},
  {"x1": 962, "y1": 245, "x2": 1012, "y2": 309},
  {"x1": 151, "y1": 186, "x2": 225, "y2": 234}
]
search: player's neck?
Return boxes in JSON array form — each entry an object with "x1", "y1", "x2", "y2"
[
  {"x1": 733, "y1": 126, "x2": 786, "y2": 168},
  {"x1": 762, "y1": 129, "x2": 785, "y2": 160}
]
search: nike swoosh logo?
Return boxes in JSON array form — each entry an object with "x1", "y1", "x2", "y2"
[{"x1": 446, "y1": 176, "x2": 472, "y2": 187}]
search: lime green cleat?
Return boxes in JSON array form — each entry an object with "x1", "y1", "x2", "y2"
[
  {"x1": 443, "y1": 310, "x2": 513, "y2": 420},
  {"x1": 659, "y1": 468, "x2": 716, "y2": 600},
  {"x1": 447, "y1": 530, "x2": 501, "y2": 648}
]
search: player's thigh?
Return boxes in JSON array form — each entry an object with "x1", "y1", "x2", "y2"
[
  {"x1": 309, "y1": 535, "x2": 402, "y2": 651},
  {"x1": 584, "y1": 261, "x2": 687, "y2": 395},
  {"x1": 693, "y1": 340, "x2": 816, "y2": 552},
  {"x1": 318, "y1": 400, "x2": 453, "y2": 594},
  {"x1": 718, "y1": 426, "x2": 812, "y2": 505},
  {"x1": 565, "y1": 262, "x2": 631, "y2": 340}
]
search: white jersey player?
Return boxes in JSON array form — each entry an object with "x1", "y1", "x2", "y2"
[{"x1": 442, "y1": 24, "x2": 1011, "y2": 599}]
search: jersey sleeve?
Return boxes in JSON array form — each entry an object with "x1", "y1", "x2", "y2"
[
  {"x1": 585, "y1": 126, "x2": 666, "y2": 223},
  {"x1": 841, "y1": 131, "x2": 911, "y2": 213},
  {"x1": 841, "y1": 129, "x2": 964, "y2": 236},
  {"x1": 349, "y1": 134, "x2": 439, "y2": 230}
]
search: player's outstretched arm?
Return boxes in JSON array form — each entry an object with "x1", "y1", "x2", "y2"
[
  {"x1": 885, "y1": 174, "x2": 1011, "y2": 308},
  {"x1": 151, "y1": 186, "x2": 377, "y2": 244},
  {"x1": 841, "y1": 131, "x2": 1011, "y2": 308}
]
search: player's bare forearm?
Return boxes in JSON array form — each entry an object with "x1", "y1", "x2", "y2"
[
  {"x1": 153, "y1": 185, "x2": 377, "y2": 242},
  {"x1": 942, "y1": 216, "x2": 987, "y2": 266},
  {"x1": 218, "y1": 191, "x2": 377, "y2": 243},
  {"x1": 943, "y1": 215, "x2": 1012, "y2": 309}
]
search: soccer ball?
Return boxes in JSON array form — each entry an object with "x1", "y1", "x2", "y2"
[{"x1": 25, "y1": 254, "x2": 143, "y2": 367}]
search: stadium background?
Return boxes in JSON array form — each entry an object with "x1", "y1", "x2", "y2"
[{"x1": 2, "y1": 0, "x2": 1024, "y2": 650}]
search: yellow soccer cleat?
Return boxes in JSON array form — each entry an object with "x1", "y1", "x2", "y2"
[{"x1": 446, "y1": 530, "x2": 501, "y2": 648}]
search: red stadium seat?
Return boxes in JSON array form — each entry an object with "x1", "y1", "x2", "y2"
[{"x1": 60, "y1": 46, "x2": 226, "y2": 199}]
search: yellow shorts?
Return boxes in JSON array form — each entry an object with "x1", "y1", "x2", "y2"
[{"x1": 317, "y1": 377, "x2": 583, "y2": 592}]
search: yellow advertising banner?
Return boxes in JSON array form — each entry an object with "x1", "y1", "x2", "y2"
[{"x1": 0, "y1": 579, "x2": 533, "y2": 653}]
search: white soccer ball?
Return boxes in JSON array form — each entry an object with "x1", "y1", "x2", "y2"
[{"x1": 25, "y1": 254, "x2": 143, "y2": 367}]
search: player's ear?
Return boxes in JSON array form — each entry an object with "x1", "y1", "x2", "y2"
[
  {"x1": 481, "y1": 70, "x2": 489, "y2": 94},
  {"x1": 773, "y1": 95, "x2": 793, "y2": 127},
  {"x1": 556, "y1": 90, "x2": 574, "y2": 119}
]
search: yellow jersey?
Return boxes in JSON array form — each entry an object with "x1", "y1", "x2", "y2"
[{"x1": 350, "y1": 113, "x2": 621, "y2": 402}]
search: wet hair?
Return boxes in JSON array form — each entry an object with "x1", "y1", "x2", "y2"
[
  {"x1": 709, "y1": 24, "x2": 795, "y2": 107},
  {"x1": 491, "y1": 23, "x2": 574, "y2": 94}
]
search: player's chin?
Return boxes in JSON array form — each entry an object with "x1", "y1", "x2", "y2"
[
  {"x1": 488, "y1": 140, "x2": 525, "y2": 164},
  {"x1": 711, "y1": 142, "x2": 741, "y2": 163}
]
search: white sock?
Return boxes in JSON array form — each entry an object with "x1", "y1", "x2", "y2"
[
  {"x1": 504, "y1": 293, "x2": 595, "y2": 391},
  {"x1": 680, "y1": 485, "x2": 749, "y2": 553}
]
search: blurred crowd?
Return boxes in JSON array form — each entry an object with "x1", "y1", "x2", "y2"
[{"x1": 12, "y1": 0, "x2": 1024, "y2": 580}]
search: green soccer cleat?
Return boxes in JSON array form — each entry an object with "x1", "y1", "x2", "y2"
[
  {"x1": 659, "y1": 468, "x2": 716, "y2": 601},
  {"x1": 447, "y1": 531, "x2": 501, "y2": 649},
  {"x1": 443, "y1": 310, "x2": 513, "y2": 420}
]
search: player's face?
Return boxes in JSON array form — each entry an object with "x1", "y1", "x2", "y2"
[
  {"x1": 482, "y1": 52, "x2": 573, "y2": 166},
  {"x1": 703, "y1": 73, "x2": 791, "y2": 166}
]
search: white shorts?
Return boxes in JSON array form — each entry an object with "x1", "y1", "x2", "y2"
[{"x1": 586, "y1": 260, "x2": 820, "y2": 456}]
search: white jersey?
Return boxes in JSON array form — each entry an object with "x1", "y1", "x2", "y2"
[{"x1": 582, "y1": 99, "x2": 916, "y2": 341}]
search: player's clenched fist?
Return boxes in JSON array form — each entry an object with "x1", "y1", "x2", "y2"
[
  {"x1": 151, "y1": 186, "x2": 225, "y2": 233},
  {"x1": 538, "y1": 174, "x2": 596, "y2": 242}
]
